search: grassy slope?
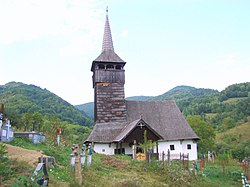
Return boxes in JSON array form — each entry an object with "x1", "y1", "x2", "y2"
[
  {"x1": 3, "y1": 137, "x2": 244, "y2": 187},
  {"x1": 82, "y1": 154, "x2": 241, "y2": 187},
  {"x1": 216, "y1": 121, "x2": 250, "y2": 141},
  {"x1": 3, "y1": 137, "x2": 72, "y2": 186},
  {"x1": 222, "y1": 97, "x2": 248, "y2": 103}
]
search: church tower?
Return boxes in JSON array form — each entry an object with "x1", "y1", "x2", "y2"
[{"x1": 91, "y1": 8, "x2": 126, "y2": 123}]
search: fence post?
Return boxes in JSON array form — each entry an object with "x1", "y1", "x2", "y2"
[
  {"x1": 146, "y1": 151, "x2": 149, "y2": 164},
  {"x1": 162, "y1": 151, "x2": 165, "y2": 167},
  {"x1": 167, "y1": 149, "x2": 170, "y2": 164},
  {"x1": 182, "y1": 153, "x2": 185, "y2": 166}
]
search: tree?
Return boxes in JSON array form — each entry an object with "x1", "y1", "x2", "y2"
[
  {"x1": 21, "y1": 113, "x2": 33, "y2": 131},
  {"x1": 187, "y1": 115, "x2": 215, "y2": 155},
  {"x1": 138, "y1": 130, "x2": 156, "y2": 163},
  {"x1": 32, "y1": 112, "x2": 43, "y2": 132},
  {"x1": 0, "y1": 144, "x2": 12, "y2": 184},
  {"x1": 138, "y1": 130, "x2": 156, "y2": 154},
  {"x1": 222, "y1": 117, "x2": 235, "y2": 130}
]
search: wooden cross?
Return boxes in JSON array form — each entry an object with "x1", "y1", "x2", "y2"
[{"x1": 138, "y1": 123, "x2": 144, "y2": 129}]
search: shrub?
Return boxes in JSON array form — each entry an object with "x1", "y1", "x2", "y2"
[{"x1": 0, "y1": 144, "x2": 13, "y2": 184}]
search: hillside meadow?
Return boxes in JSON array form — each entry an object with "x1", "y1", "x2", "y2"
[{"x1": 1, "y1": 137, "x2": 245, "y2": 187}]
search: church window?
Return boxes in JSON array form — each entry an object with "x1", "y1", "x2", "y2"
[
  {"x1": 98, "y1": 64, "x2": 105, "y2": 69},
  {"x1": 107, "y1": 64, "x2": 114, "y2": 69},
  {"x1": 170, "y1": 145, "x2": 175, "y2": 151},
  {"x1": 114, "y1": 148, "x2": 125, "y2": 154},
  {"x1": 115, "y1": 65, "x2": 122, "y2": 70},
  {"x1": 187, "y1": 144, "x2": 191, "y2": 150}
]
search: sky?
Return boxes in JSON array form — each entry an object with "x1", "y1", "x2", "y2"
[{"x1": 0, "y1": 0, "x2": 249, "y2": 105}]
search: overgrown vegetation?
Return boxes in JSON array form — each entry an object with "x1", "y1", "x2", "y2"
[
  {"x1": 2, "y1": 138, "x2": 245, "y2": 186},
  {"x1": 3, "y1": 137, "x2": 75, "y2": 186},
  {"x1": 0, "y1": 144, "x2": 13, "y2": 185},
  {"x1": 81, "y1": 153, "x2": 242, "y2": 187}
]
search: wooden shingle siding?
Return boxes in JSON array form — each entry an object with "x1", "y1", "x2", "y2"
[
  {"x1": 95, "y1": 82, "x2": 126, "y2": 123},
  {"x1": 94, "y1": 69, "x2": 125, "y2": 83}
]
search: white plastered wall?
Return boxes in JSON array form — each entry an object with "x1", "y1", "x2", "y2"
[{"x1": 158, "y1": 139, "x2": 198, "y2": 160}]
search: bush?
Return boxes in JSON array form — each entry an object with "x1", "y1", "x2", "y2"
[
  {"x1": 226, "y1": 169, "x2": 242, "y2": 181},
  {"x1": 0, "y1": 144, "x2": 13, "y2": 184}
]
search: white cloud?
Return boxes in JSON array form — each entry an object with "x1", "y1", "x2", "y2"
[{"x1": 0, "y1": 0, "x2": 105, "y2": 52}]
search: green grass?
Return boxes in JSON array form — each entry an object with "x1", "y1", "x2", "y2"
[
  {"x1": 202, "y1": 160, "x2": 242, "y2": 187},
  {"x1": 81, "y1": 154, "x2": 243, "y2": 187},
  {"x1": 5, "y1": 137, "x2": 73, "y2": 186},
  {"x1": 223, "y1": 97, "x2": 247, "y2": 103},
  {"x1": 216, "y1": 121, "x2": 250, "y2": 142},
  {"x1": 5, "y1": 137, "x2": 246, "y2": 187}
]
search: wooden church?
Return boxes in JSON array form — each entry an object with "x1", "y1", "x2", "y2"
[{"x1": 86, "y1": 9, "x2": 199, "y2": 160}]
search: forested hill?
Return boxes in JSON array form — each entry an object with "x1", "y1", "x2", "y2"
[
  {"x1": 126, "y1": 96, "x2": 153, "y2": 101},
  {"x1": 77, "y1": 83, "x2": 249, "y2": 130},
  {"x1": 150, "y1": 83, "x2": 249, "y2": 128},
  {"x1": 75, "y1": 102, "x2": 94, "y2": 120},
  {"x1": 0, "y1": 82, "x2": 93, "y2": 126},
  {"x1": 75, "y1": 96, "x2": 153, "y2": 120},
  {"x1": 77, "y1": 86, "x2": 219, "y2": 119},
  {"x1": 152, "y1": 85, "x2": 218, "y2": 101},
  {"x1": 150, "y1": 85, "x2": 219, "y2": 114}
]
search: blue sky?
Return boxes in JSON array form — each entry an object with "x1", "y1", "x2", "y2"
[{"x1": 0, "y1": 0, "x2": 249, "y2": 105}]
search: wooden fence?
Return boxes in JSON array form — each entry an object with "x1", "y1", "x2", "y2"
[{"x1": 147, "y1": 150, "x2": 189, "y2": 168}]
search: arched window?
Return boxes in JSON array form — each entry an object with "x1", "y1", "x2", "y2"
[
  {"x1": 115, "y1": 65, "x2": 122, "y2": 70},
  {"x1": 98, "y1": 64, "x2": 105, "y2": 69},
  {"x1": 106, "y1": 64, "x2": 114, "y2": 69}
]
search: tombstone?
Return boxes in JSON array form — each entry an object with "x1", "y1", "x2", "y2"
[
  {"x1": 87, "y1": 144, "x2": 93, "y2": 167},
  {"x1": 0, "y1": 104, "x2": 4, "y2": 130},
  {"x1": 132, "y1": 140, "x2": 136, "y2": 160},
  {"x1": 0, "y1": 112, "x2": 3, "y2": 129},
  {"x1": 14, "y1": 131, "x2": 45, "y2": 144},
  {"x1": 56, "y1": 128, "x2": 61, "y2": 146},
  {"x1": 208, "y1": 151, "x2": 214, "y2": 162},
  {"x1": 31, "y1": 162, "x2": 49, "y2": 186},
  {"x1": 80, "y1": 144, "x2": 86, "y2": 167},
  {"x1": 1, "y1": 119, "x2": 14, "y2": 142},
  {"x1": 38, "y1": 156, "x2": 55, "y2": 168}
]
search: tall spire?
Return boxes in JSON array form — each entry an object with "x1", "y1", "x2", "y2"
[
  {"x1": 92, "y1": 6, "x2": 125, "y2": 67},
  {"x1": 102, "y1": 6, "x2": 114, "y2": 52}
]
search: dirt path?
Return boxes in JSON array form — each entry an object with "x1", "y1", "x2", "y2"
[{"x1": 4, "y1": 144, "x2": 47, "y2": 166}]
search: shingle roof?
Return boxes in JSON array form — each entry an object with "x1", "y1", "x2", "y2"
[
  {"x1": 93, "y1": 50, "x2": 125, "y2": 63},
  {"x1": 93, "y1": 9, "x2": 124, "y2": 64},
  {"x1": 86, "y1": 122, "x2": 125, "y2": 143},
  {"x1": 126, "y1": 100, "x2": 199, "y2": 140},
  {"x1": 113, "y1": 119, "x2": 163, "y2": 142},
  {"x1": 86, "y1": 100, "x2": 199, "y2": 143},
  {"x1": 102, "y1": 10, "x2": 114, "y2": 52}
]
